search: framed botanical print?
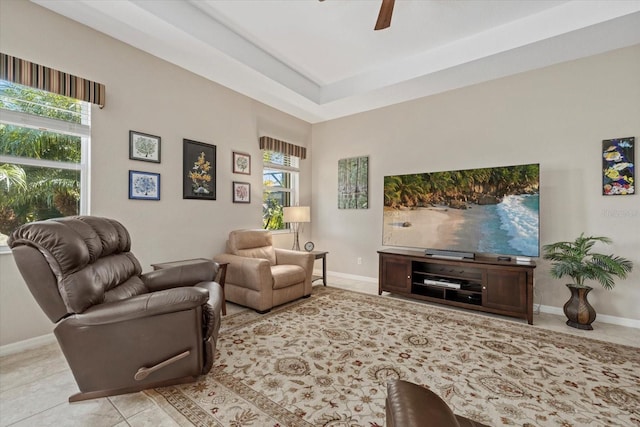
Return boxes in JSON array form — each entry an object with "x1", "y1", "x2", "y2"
[
  {"x1": 183, "y1": 139, "x2": 216, "y2": 200},
  {"x1": 233, "y1": 151, "x2": 251, "y2": 175},
  {"x1": 129, "y1": 131, "x2": 161, "y2": 163},
  {"x1": 128, "y1": 170, "x2": 160, "y2": 200},
  {"x1": 233, "y1": 181, "x2": 250, "y2": 203}
]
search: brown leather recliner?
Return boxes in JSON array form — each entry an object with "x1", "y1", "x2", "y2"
[
  {"x1": 8, "y1": 216, "x2": 223, "y2": 402},
  {"x1": 386, "y1": 380, "x2": 490, "y2": 427},
  {"x1": 213, "y1": 229, "x2": 314, "y2": 313}
]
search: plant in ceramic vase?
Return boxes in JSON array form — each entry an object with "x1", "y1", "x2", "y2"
[{"x1": 542, "y1": 233, "x2": 633, "y2": 330}]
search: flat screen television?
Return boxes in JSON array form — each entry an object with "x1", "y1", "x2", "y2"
[{"x1": 383, "y1": 163, "x2": 540, "y2": 258}]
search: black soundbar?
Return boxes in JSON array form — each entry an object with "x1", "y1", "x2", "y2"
[{"x1": 424, "y1": 249, "x2": 475, "y2": 260}]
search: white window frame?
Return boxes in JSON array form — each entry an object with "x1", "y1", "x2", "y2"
[
  {"x1": 263, "y1": 151, "x2": 300, "y2": 232},
  {"x1": 0, "y1": 87, "x2": 91, "y2": 250}
]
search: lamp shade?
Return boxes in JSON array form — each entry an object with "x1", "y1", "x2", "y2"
[{"x1": 283, "y1": 206, "x2": 310, "y2": 223}]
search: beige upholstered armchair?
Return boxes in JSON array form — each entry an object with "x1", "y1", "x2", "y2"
[
  {"x1": 8, "y1": 216, "x2": 223, "y2": 402},
  {"x1": 213, "y1": 229, "x2": 314, "y2": 313}
]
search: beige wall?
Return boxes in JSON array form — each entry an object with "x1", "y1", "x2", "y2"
[
  {"x1": 1, "y1": 1, "x2": 639, "y2": 347},
  {"x1": 0, "y1": 0, "x2": 312, "y2": 346},
  {"x1": 311, "y1": 44, "x2": 640, "y2": 323}
]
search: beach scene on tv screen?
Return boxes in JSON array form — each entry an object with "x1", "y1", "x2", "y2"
[{"x1": 383, "y1": 164, "x2": 540, "y2": 257}]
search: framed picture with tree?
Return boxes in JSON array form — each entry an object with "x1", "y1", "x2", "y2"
[
  {"x1": 128, "y1": 170, "x2": 160, "y2": 200},
  {"x1": 129, "y1": 131, "x2": 161, "y2": 163},
  {"x1": 183, "y1": 139, "x2": 216, "y2": 200}
]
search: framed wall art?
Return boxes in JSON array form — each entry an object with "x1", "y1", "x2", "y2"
[
  {"x1": 183, "y1": 139, "x2": 216, "y2": 200},
  {"x1": 602, "y1": 136, "x2": 635, "y2": 196},
  {"x1": 233, "y1": 181, "x2": 251, "y2": 203},
  {"x1": 128, "y1": 170, "x2": 160, "y2": 200},
  {"x1": 338, "y1": 155, "x2": 369, "y2": 209},
  {"x1": 129, "y1": 131, "x2": 161, "y2": 163},
  {"x1": 233, "y1": 151, "x2": 251, "y2": 175}
]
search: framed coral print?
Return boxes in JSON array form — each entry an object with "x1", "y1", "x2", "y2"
[
  {"x1": 233, "y1": 181, "x2": 250, "y2": 203},
  {"x1": 129, "y1": 131, "x2": 161, "y2": 163},
  {"x1": 602, "y1": 137, "x2": 635, "y2": 196},
  {"x1": 129, "y1": 170, "x2": 160, "y2": 200},
  {"x1": 233, "y1": 151, "x2": 251, "y2": 175},
  {"x1": 183, "y1": 139, "x2": 216, "y2": 200}
]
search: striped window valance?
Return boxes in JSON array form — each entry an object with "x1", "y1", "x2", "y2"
[
  {"x1": 1, "y1": 53, "x2": 105, "y2": 107},
  {"x1": 259, "y1": 136, "x2": 306, "y2": 159}
]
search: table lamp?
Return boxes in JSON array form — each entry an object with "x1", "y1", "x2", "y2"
[{"x1": 283, "y1": 206, "x2": 310, "y2": 251}]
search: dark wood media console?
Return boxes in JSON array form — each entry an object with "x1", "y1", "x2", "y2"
[{"x1": 378, "y1": 248, "x2": 536, "y2": 324}]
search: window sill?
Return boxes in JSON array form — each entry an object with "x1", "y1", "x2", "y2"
[{"x1": 269, "y1": 229, "x2": 291, "y2": 235}]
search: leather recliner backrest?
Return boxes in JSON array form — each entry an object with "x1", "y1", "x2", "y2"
[
  {"x1": 8, "y1": 216, "x2": 145, "y2": 320},
  {"x1": 227, "y1": 229, "x2": 277, "y2": 265}
]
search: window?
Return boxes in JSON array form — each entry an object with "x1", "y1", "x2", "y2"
[
  {"x1": 263, "y1": 150, "x2": 299, "y2": 230},
  {"x1": 0, "y1": 80, "x2": 90, "y2": 247}
]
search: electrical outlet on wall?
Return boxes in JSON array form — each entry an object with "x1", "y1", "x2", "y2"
[{"x1": 357, "y1": 257, "x2": 362, "y2": 265}]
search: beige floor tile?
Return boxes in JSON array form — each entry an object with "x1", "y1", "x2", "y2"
[
  {"x1": 125, "y1": 405, "x2": 181, "y2": 427},
  {"x1": 108, "y1": 392, "x2": 156, "y2": 419},
  {"x1": 0, "y1": 370, "x2": 79, "y2": 426},
  {"x1": 10, "y1": 398, "x2": 124, "y2": 427},
  {"x1": 0, "y1": 341, "x2": 68, "y2": 393}
]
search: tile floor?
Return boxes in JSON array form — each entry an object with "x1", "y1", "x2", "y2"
[{"x1": 1, "y1": 276, "x2": 638, "y2": 426}]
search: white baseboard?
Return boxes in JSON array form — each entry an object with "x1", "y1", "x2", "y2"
[
  {"x1": 534, "y1": 304, "x2": 640, "y2": 329},
  {"x1": 317, "y1": 270, "x2": 378, "y2": 284},
  {"x1": 0, "y1": 333, "x2": 56, "y2": 357}
]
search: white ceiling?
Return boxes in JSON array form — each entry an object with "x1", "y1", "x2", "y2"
[{"x1": 33, "y1": 0, "x2": 640, "y2": 123}]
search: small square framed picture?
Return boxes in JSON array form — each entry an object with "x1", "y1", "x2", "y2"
[
  {"x1": 232, "y1": 181, "x2": 251, "y2": 203},
  {"x1": 233, "y1": 151, "x2": 251, "y2": 175},
  {"x1": 129, "y1": 170, "x2": 160, "y2": 200},
  {"x1": 129, "y1": 131, "x2": 161, "y2": 163}
]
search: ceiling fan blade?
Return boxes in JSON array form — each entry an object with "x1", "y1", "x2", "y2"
[{"x1": 374, "y1": 0, "x2": 395, "y2": 30}]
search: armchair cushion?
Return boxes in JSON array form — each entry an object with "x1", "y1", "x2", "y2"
[
  {"x1": 9, "y1": 216, "x2": 142, "y2": 314},
  {"x1": 271, "y1": 264, "x2": 306, "y2": 290},
  {"x1": 228, "y1": 229, "x2": 276, "y2": 265},
  {"x1": 73, "y1": 287, "x2": 211, "y2": 326}
]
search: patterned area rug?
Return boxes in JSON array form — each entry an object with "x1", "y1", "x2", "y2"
[{"x1": 147, "y1": 286, "x2": 640, "y2": 426}]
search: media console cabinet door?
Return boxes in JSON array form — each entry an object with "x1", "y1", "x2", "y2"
[
  {"x1": 379, "y1": 255, "x2": 411, "y2": 294},
  {"x1": 483, "y1": 269, "x2": 527, "y2": 313}
]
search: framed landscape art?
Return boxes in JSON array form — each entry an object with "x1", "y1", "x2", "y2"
[
  {"x1": 129, "y1": 131, "x2": 161, "y2": 163},
  {"x1": 183, "y1": 139, "x2": 216, "y2": 200},
  {"x1": 338, "y1": 155, "x2": 369, "y2": 209}
]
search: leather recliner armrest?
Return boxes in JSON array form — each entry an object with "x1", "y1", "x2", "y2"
[
  {"x1": 141, "y1": 261, "x2": 218, "y2": 292},
  {"x1": 66, "y1": 287, "x2": 211, "y2": 326}
]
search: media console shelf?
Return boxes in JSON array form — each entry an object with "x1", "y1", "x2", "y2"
[{"x1": 378, "y1": 248, "x2": 536, "y2": 324}]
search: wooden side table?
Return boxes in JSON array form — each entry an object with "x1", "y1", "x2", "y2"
[
  {"x1": 309, "y1": 251, "x2": 328, "y2": 286},
  {"x1": 151, "y1": 258, "x2": 228, "y2": 315}
]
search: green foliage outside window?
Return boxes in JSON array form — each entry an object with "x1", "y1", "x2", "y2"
[
  {"x1": 0, "y1": 81, "x2": 85, "y2": 241},
  {"x1": 262, "y1": 150, "x2": 296, "y2": 230}
]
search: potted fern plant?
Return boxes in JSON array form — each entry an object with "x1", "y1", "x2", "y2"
[{"x1": 542, "y1": 234, "x2": 633, "y2": 330}]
